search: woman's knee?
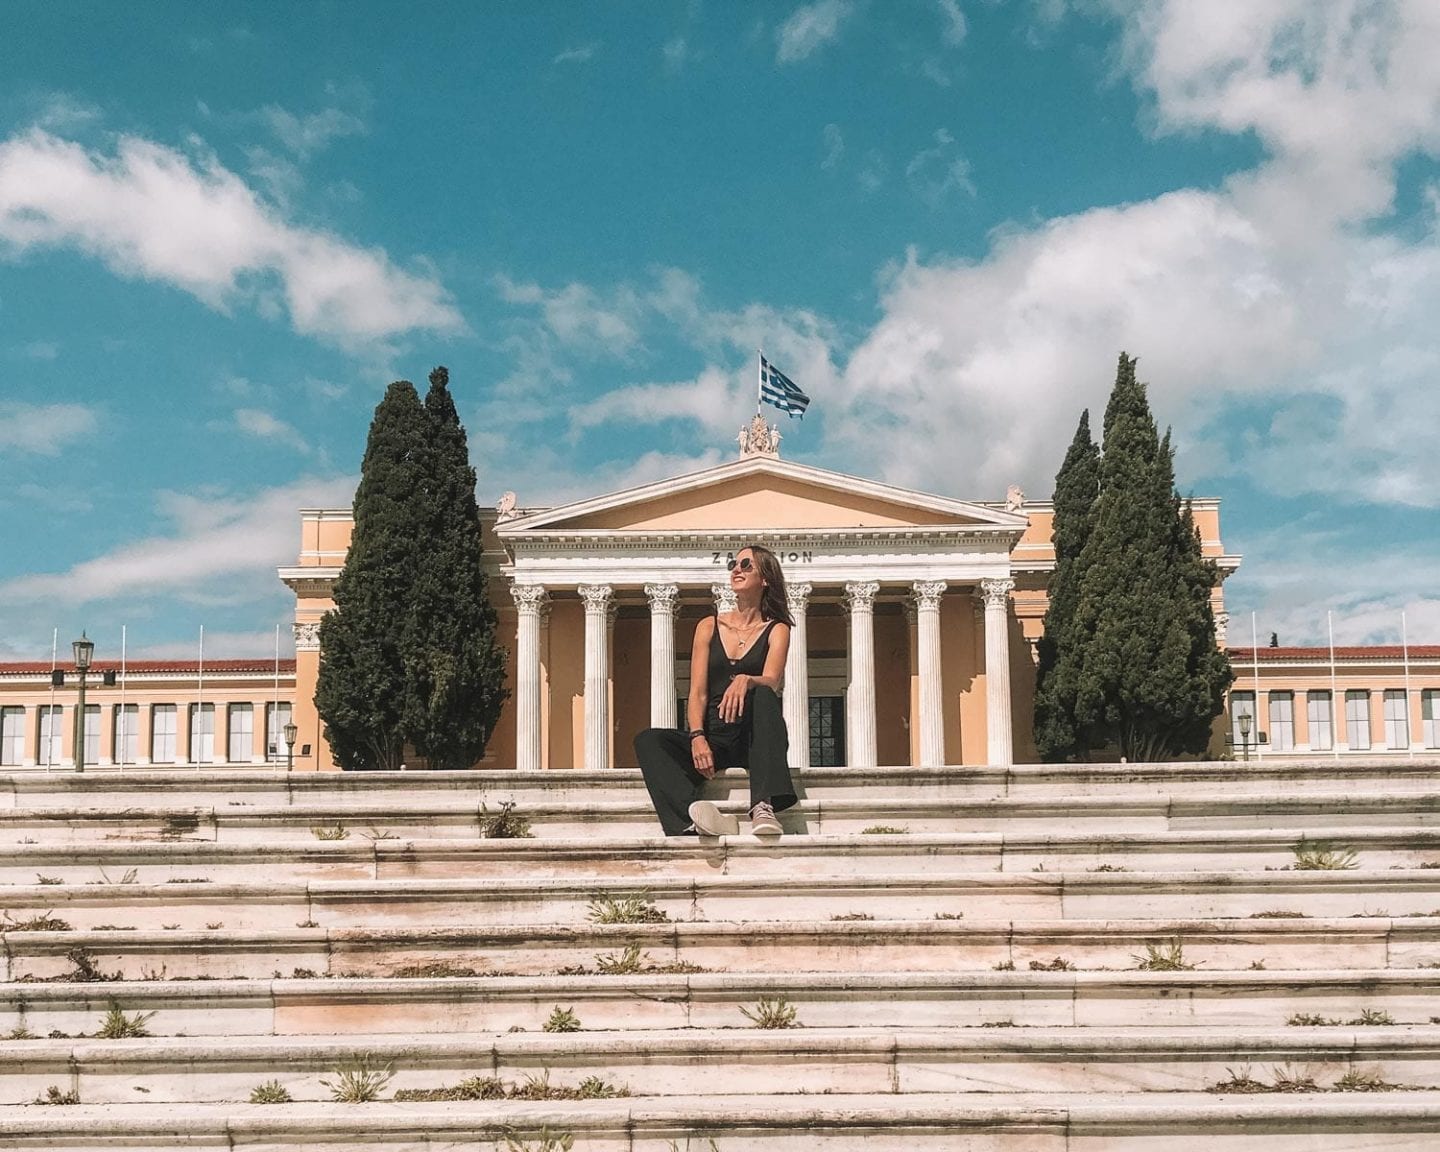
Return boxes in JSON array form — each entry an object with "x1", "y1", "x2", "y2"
[{"x1": 752, "y1": 685, "x2": 782, "y2": 713}]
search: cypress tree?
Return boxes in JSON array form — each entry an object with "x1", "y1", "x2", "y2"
[
  {"x1": 402, "y1": 366, "x2": 510, "y2": 769},
  {"x1": 1033, "y1": 409, "x2": 1100, "y2": 761},
  {"x1": 316, "y1": 380, "x2": 430, "y2": 771},
  {"x1": 1069, "y1": 353, "x2": 1233, "y2": 761}
]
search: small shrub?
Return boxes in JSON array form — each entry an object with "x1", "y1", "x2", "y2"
[
  {"x1": 1334, "y1": 1067, "x2": 1405, "y2": 1092},
  {"x1": 35, "y1": 1085, "x2": 80, "y2": 1105},
  {"x1": 249, "y1": 1079, "x2": 293, "y2": 1103},
  {"x1": 311, "y1": 824, "x2": 349, "y2": 841},
  {"x1": 586, "y1": 893, "x2": 668, "y2": 924},
  {"x1": 1249, "y1": 960, "x2": 1267, "y2": 970},
  {"x1": 395, "y1": 1075, "x2": 505, "y2": 1101},
  {"x1": 1, "y1": 911, "x2": 72, "y2": 932},
  {"x1": 576, "y1": 1075, "x2": 627, "y2": 1099},
  {"x1": 543, "y1": 1006, "x2": 581, "y2": 1033},
  {"x1": 320, "y1": 1054, "x2": 394, "y2": 1102},
  {"x1": 830, "y1": 912, "x2": 874, "y2": 921},
  {"x1": 1028, "y1": 956, "x2": 1074, "y2": 971},
  {"x1": 480, "y1": 801, "x2": 533, "y2": 839},
  {"x1": 1270, "y1": 1064, "x2": 1321, "y2": 1093},
  {"x1": 860, "y1": 825, "x2": 907, "y2": 835},
  {"x1": 1287, "y1": 1013, "x2": 1341, "y2": 1027},
  {"x1": 97, "y1": 868, "x2": 138, "y2": 885},
  {"x1": 979, "y1": 1020, "x2": 1016, "y2": 1027},
  {"x1": 594, "y1": 943, "x2": 648, "y2": 975},
  {"x1": 1088, "y1": 863, "x2": 1128, "y2": 873},
  {"x1": 97, "y1": 1003, "x2": 156, "y2": 1039},
  {"x1": 1292, "y1": 838, "x2": 1358, "y2": 871},
  {"x1": 934, "y1": 912, "x2": 964, "y2": 920},
  {"x1": 6, "y1": 1024, "x2": 36, "y2": 1039},
  {"x1": 1350, "y1": 1008, "x2": 1395, "y2": 1026},
  {"x1": 740, "y1": 997, "x2": 798, "y2": 1029},
  {"x1": 63, "y1": 948, "x2": 120, "y2": 983},
  {"x1": 993, "y1": 960, "x2": 1016, "y2": 971},
  {"x1": 387, "y1": 961, "x2": 485, "y2": 979},
  {"x1": 1133, "y1": 938, "x2": 1195, "y2": 971},
  {"x1": 36, "y1": 875, "x2": 64, "y2": 886},
  {"x1": 1249, "y1": 910, "x2": 1309, "y2": 919}
]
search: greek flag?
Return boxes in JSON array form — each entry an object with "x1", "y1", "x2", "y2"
[{"x1": 759, "y1": 355, "x2": 810, "y2": 418}]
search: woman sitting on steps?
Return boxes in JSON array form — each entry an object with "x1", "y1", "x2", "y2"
[{"x1": 635, "y1": 544, "x2": 799, "y2": 838}]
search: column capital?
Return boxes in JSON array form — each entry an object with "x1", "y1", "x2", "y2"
[
  {"x1": 712, "y1": 582, "x2": 738, "y2": 614},
  {"x1": 911, "y1": 580, "x2": 947, "y2": 609},
  {"x1": 510, "y1": 582, "x2": 549, "y2": 616},
  {"x1": 644, "y1": 583, "x2": 680, "y2": 614},
  {"x1": 843, "y1": 580, "x2": 880, "y2": 612},
  {"x1": 980, "y1": 577, "x2": 1015, "y2": 609},
  {"x1": 292, "y1": 621, "x2": 320, "y2": 652},
  {"x1": 1215, "y1": 611, "x2": 1230, "y2": 645},
  {"x1": 578, "y1": 584, "x2": 613, "y2": 614},
  {"x1": 785, "y1": 581, "x2": 813, "y2": 613}
]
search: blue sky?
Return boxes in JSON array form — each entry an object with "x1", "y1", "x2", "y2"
[{"x1": 2, "y1": 0, "x2": 1439, "y2": 660}]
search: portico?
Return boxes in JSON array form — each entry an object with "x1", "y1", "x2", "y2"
[{"x1": 495, "y1": 449, "x2": 1030, "y2": 770}]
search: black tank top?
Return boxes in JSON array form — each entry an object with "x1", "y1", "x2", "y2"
[{"x1": 707, "y1": 616, "x2": 778, "y2": 706}]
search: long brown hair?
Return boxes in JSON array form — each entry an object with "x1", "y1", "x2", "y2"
[{"x1": 740, "y1": 544, "x2": 795, "y2": 627}]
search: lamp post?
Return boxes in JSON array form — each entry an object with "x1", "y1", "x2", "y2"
[
  {"x1": 284, "y1": 721, "x2": 298, "y2": 772},
  {"x1": 72, "y1": 633, "x2": 95, "y2": 774},
  {"x1": 1238, "y1": 710, "x2": 1252, "y2": 763}
]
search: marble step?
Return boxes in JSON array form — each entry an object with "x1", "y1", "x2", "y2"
[
  {"x1": 5, "y1": 909, "x2": 1440, "y2": 982},
  {"x1": 4, "y1": 1027, "x2": 1440, "y2": 1105},
  {"x1": 6, "y1": 789, "x2": 1440, "y2": 844},
  {"x1": 7, "y1": 969, "x2": 1437, "y2": 1036},
  {"x1": 3, "y1": 1092, "x2": 1440, "y2": 1151},
  {"x1": 4, "y1": 827, "x2": 1439, "y2": 884},
  {"x1": 4, "y1": 759, "x2": 1439, "y2": 810},
  {"x1": 4, "y1": 870, "x2": 1440, "y2": 934}
]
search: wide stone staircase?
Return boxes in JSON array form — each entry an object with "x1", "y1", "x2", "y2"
[{"x1": 2, "y1": 758, "x2": 1439, "y2": 1149}]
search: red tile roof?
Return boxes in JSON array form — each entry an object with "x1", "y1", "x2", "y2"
[
  {"x1": 1229, "y1": 646, "x2": 1440, "y2": 662},
  {"x1": 0, "y1": 660, "x2": 297, "y2": 676}
]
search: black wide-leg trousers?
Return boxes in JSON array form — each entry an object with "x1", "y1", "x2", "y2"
[{"x1": 635, "y1": 685, "x2": 799, "y2": 836}]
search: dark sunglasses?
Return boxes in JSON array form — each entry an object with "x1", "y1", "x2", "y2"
[{"x1": 726, "y1": 557, "x2": 754, "y2": 572}]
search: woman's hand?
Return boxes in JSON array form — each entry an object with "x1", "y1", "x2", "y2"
[
  {"x1": 718, "y1": 674, "x2": 752, "y2": 724},
  {"x1": 692, "y1": 735, "x2": 715, "y2": 778}
]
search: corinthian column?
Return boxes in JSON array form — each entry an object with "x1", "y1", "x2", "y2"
[
  {"x1": 578, "y1": 584, "x2": 613, "y2": 770},
  {"x1": 783, "y1": 582, "x2": 813, "y2": 768},
  {"x1": 711, "y1": 581, "x2": 737, "y2": 615},
  {"x1": 844, "y1": 581, "x2": 880, "y2": 768},
  {"x1": 912, "y1": 580, "x2": 947, "y2": 766},
  {"x1": 511, "y1": 583, "x2": 548, "y2": 772},
  {"x1": 981, "y1": 577, "x2": 1015, "y2": 767},
  {"x1": 645, "y1": 583, "x2": 679, "y2": 729}
]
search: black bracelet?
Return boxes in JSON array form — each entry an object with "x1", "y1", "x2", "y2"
[{"x1": 688, "y1": 730, "x2": 706, "y2": 740}]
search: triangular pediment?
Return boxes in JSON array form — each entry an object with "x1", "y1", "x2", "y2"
[{"x1": 498, "y1": 456, "x2": 1028, "y2": 536}]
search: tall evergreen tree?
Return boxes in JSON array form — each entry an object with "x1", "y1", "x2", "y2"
[
  {"x1": 316, "y1": 380, "x2": 430, "y2": 771},
  {"x1": 402, "y1": 367, "x2": 510, "y2": 769},
  {"x1": 1033, "y1": 409, "x2": 1100, "y2": 761},
  {"x1": 1069, "y1": 353, "x2": 1233, "y2": 761}
]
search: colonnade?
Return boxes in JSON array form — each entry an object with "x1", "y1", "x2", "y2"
[{"x1": 509, "y1": 576, "x2": 1017, "y2": 771}]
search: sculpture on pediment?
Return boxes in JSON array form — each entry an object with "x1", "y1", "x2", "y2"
[
  {"x1": 738, "y1": 413, "x2": 782, "y2": 458},
  {"x1": 496, "y1": 491, "x2": 519, "y2": 522},
  {"x1": 1004, "y1": 484, "x2": 1026, "y2": 512}
]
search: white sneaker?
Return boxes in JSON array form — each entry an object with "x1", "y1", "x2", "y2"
[
  {"x1": 687, "y1": 800, "x2": 739, "y2": 837},
  {"x1": 749, "y1": 800, "x2": 783, "y2": 837}
]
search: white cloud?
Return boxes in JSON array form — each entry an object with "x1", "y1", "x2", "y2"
[
  {"x1": 663, "y1": 36, "x2": 690, "y2": 70},
  {"x1": 0, "y1": 475, "x2": 355, "y2": 610},
  {"x1": 495, "y1": 275, "x2": 644, "y2": 358},
  {"x1": 234, "y1": 408, "x2": 310, "y2": 453},
  {"x1": 0, "y1": 401, "x2": 98, "y2": 456},
  {"x1": 937, "y1": 0, "x2": 968, "y2": 45},
  {"x1": 905, "y1": 128, "x2": 977, "y2": 203},
  {"x1": 18, "y1": 341, "x2": 58, "y2": 360},
  {"x1": 0, "y1": 130, "x2": 464, "y2": 350},
  {"x1": 821, "y1": 123, "x2": 845, "y2": 170},
  {"x1": 33, "y1": 92, "x2": 102, "y2": 133},
  {"x1": 776, "y1": 0, "x2": 853, "y2": 63},
  {"x1": 553, "y1": 43, "x2": 600, "y2": 65},
  {"x1": 261, "y1": 104, "x2": 366, "y2": 158}
]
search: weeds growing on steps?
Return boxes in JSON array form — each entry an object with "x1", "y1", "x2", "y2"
[
  {"x1": 740, "y1": 997, "x2": 799, "y2": 1029},
  {"x1": 6, "y1": 1025, "x2": 37, "y2": 1039},
  {"x1": 860, "y1": 825, "x2": 908, "y2": 835},
  {"x1": 1, "y1": 910, "x2": 71, "y2": 931},
  {"x1": 1029, "y1": 956, "x2": 1075, "y2": 971},
  {"x1": 668, "y1": 1140, "x2": 723, "y2": 1151},
  {"x1": 34, "y1": 1085, "x2": 80, "y2": 1105},
  {"x1": 249, "y1": 1080, "x2": 293, "y2": 1103},
  {"x1": 501, "y1": 1130, "x2": 574, "y2": 1152},
  {"x1": 311, "y1": 823, "x2": 349, "y2": 841},
  {"x1": 586, "y1": 892, "x2": 668, "y2": 924},
  {"x1": 395, "y1": 1071, "x2": 627, "y2": 1103},
  {"x1": 1132, "y1": 938, "x2": 1196, "y2": 971},
  {"x1": 1291, "y1": 838, "x2": 1359, "y2": 871},
  {"x1": 320, "y1": 1053, "x2": 394, "y2": 1102},
  {"x1": 480, "y1": 801, "x2": 533, "y2": 839},
  {"x1": 96, "y1": 1002, "x2": 156, "y2": 1039},
  {"x1": 543, "y1": 1006, "x2": 581, "y2": 1033}
]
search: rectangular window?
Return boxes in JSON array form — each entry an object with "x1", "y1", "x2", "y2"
[
  {"x1": 265, "y1": 702, "x2": 293, "y2": 762},
  {"x1": 152, "y1": 704, "x2": 178, "y2": 763},
  {"x1": 1268, "y1": 692, "x2": 1295, "y2": 752},
  {"x1": 38, "y1": 705, "x2": 63, "y2": 766},
  {"x1": 1229, "y1": 691, "x2": 1258, "y2": 752},
  {"x1": 189, "y1": 703, "x2": 215, "y2": 764},
  {"x1": 808, "y1": 696, "x2": 846, "y2": 768},
  {"x1": 1345, "y1": 690, "x2": 1370, "y2": 751},
  {"x1": 228, "y1": 704, "x2": 254, "y2": 764},
  {"x1": 1306, "y1": 692, "x2": 1333, "y2": 752},
  {"x1": 0, "y1": 707, "x2": 24, "y2": 766},
  {"x1": 1383, "y1": 689, "x2": 1409, "y2": 750},
  {"x1": 113, "y1": 704, "x2": 139, "y2": 765},
  {"x1": 1423, "y1": 690, "x2": 1440, "y2": 750},
  {"x1": 82, "y1": 704, "x2": 100, "y2": 764}
]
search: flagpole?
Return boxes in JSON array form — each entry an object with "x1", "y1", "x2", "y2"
[
  {"x1": 1251, "y1": 612, "x2": 1262, "y2": 759},
  {"x1": 119, "y1": 625, "x2": 127, "y2": 768},
  {"x1": 196, "y1": 625, "x2": 204, "y2": 770},
  {"x1": 755, "y1": 349, "x2": 763, "y2": 417}
]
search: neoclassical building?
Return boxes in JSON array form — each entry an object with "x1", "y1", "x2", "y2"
[{"x1": 279, "y1": 425, "x2": 1234, "y2": 772}]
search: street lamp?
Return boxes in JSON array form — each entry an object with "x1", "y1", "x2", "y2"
[
  {"x1": 284, "y1": 721, "x2": 298, "y2": 772},
  {"x1": 72, "y1": 633, "x2": 95, "y2": 774},
  {"x1": 1237, "y1": 710, "x2": 1253, "y2": 763}
]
